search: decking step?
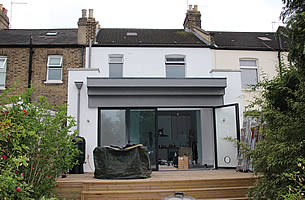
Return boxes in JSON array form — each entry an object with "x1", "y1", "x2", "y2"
[
  {"x1": 80, "y1": 178, "x2": 257, "y2": 191},
  {"x1": 81, "y1": 187, "x2": 249, "y2": 200}
]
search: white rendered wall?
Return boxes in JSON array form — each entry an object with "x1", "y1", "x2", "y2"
[
  {"x1": 210, "y1": 71, "x2": 243, "y2": 126},
  {"x1": 68, "y1": 69, "x2": 100, "y2": 172},
  {"x1": 86, "y1": 47, "x2": 213, "y2": 77}
]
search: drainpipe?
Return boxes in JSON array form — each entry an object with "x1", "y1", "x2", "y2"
[
  {"x1": 74, "y1": 81, "x2": 83, "y2": 136},
  {"x1": 28, "y1": 35, "x2": 34, "y2": 88},
  {"x1": 80, "y1": 45, "x2": 84, "y2": 68},
  {"x1": 276, "y1": 30, "x2": 283, "y2": 76},
  {"x1": 88, "y1": 39, "x2": 92, "y2": 68}
]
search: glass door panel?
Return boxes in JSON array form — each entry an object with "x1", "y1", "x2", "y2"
[
  {"x1": 214, "y1": 104, "x2": 239, "y2": 168},
  {"x1": 100, "y1": 109, "x2": 126, "y2": 147},
  {"x1": 129, "y1": 109, "x2": 157, "y2": 170}
]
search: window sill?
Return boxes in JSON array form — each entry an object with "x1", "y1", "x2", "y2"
[
  {"x1": 44, "y1": 80, "x2": 63, "y2": 84},
  {"x1": 0, "y1": 87, "x2": 6, "y2": 90}
]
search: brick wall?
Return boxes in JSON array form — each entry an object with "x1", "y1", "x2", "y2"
[
  {"x1": 0, "y1": 47, "x2": 84, "y2": 108},
  {"x1": 0, "y1": 48, "x2": 29, "y2": 93}
]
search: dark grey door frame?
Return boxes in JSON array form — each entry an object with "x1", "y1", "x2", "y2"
[{"x1": 212, "y1": 103, "x2": 240, "y2": 169}]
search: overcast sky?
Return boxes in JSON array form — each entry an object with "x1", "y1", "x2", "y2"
[{"x1": 1, "y1": 0, "x2": 284, "y2": 32}]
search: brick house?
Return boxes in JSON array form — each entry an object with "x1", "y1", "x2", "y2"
[{"x1": 0, "y1": 7, "x2": 97, "y2": 107}]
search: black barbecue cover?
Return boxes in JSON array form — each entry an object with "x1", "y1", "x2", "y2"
[{"x1": 93, "y1": 145, "x2": 152, "y2": 179}]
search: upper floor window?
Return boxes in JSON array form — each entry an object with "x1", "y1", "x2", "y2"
[
  {"x1": 109, "y1": 54, "x2": 123, "y2": 78},
  {"x1": 165, "y1": 55, "x2": 185, "y2": 78},
  {"x1": 0, "y1": 56, "x2": 7, "y2": 89},
  {"x1": 240, "y1": 59, "x2": 258, "y2": 89},
  {"x1": 47, "y1": 55, "x2": 63, "y2": 82}
]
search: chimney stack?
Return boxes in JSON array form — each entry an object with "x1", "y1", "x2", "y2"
[
  {"x1": 183, "y1": 5, "x2": 201, "y2": 30},
  {"x1": 0, "y1": 4, "x2": 9, "y2": 29},
  {"x1": 77, "y1": 8, "x2": 98, "y2": 45}
]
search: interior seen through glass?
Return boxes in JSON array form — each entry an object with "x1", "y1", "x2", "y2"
[{"x1": 99, "y1": 108, "x2": 207, "y2": 170}]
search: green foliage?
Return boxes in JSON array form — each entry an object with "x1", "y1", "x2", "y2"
[
  {"x1": 282, "y1": 158, "x2": 305, "y2": 199},
  {"x1": 246, "y1": 1, "x2": 305, "y2": 199},
  {"x1": 247, "y1": 67, "x2": 305, "y2": 199},
  {"x1": 0, "y1": 88, "x2": 79, "y2": 199},
  {"x1": 281, "y1": 0, "x2": 305, "y2": 71}
]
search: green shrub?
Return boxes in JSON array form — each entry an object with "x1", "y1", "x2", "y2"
[{"x1": 0, "y1": 88, "x2": 79, "y2": 199}]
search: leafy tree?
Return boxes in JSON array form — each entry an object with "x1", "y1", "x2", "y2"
[{"x1": 247, "y1": 0, "x2": 305, "y2": 199}]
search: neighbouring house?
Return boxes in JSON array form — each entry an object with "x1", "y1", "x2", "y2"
[
  {"x1": 194, "y1": 29, "x2": 288, "y2": 111},
  {"x1": 0, "y1": 6, "x2": 98, "y2": 107},
  {"x1": 184, "y1": 5, "x2": 288, "y2": 112}
]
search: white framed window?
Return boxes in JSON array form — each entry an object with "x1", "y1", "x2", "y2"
[
  {"x1": 109, "y1": 54, "x2": 123, "y2": 78},
  {"x1": 46, "y1": 55, "x2": 63, "y2": 83},
  {"x1": 165, "y1": 55, "x2": 185, "y2": 78},
  {"x1": 240, "y1": 59, "x2": 258, "y2": 89},
  {"x1": 0, "y1": 56, "x2": 7, "y2": 89}
]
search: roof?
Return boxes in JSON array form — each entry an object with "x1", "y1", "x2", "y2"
[
  {"x1": 0, "y1": 28, "x2": 288, "y2": 51},
  {"x1": 210, "y1": 31, "x2": 288, "y2": 51},
  {"x1": 0, "y1": 29, "x2": 78, "y2": 46},
  {"x1": 95, "y1": 28, "x2": 208, "y2": 47}
]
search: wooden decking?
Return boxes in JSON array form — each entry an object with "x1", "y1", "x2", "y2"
[{"x1": 56, "y1": 170, "x2": 258, "y2": 200}]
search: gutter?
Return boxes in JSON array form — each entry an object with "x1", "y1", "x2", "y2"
[{"x1": 0, "y1": 44, "x2": 84, "y2": 48}]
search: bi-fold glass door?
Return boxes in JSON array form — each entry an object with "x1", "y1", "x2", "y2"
[
  {"x1": 98, "y1": 104, "x2": 240, "y2": 171},
  {"x1": 213, "y1": 104, "x2": 240, "y2": 168}
]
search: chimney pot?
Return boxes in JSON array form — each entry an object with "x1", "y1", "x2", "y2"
[
  {"x1": 82, "y1": 9, "x2": 87, "y2": 18},
  {"x1": 194, "y1": 5, "x2": 198, "y2": 11},
  {"x1": 188, "y1": 5, "x2": 192, "y2": 11},
  {"x1": 0, "y1": 4, "x2": 3, "y2": 11},
  {"x1": 89, "y1": 9, "x2": 93, "y2": 18}
]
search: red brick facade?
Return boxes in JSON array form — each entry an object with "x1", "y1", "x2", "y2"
[{"x1": 0, "y1": 47, "x2": 84, "y2": 107}]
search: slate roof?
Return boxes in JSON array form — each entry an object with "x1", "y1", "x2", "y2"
[
  {"x1": 210, "y1": 31, "x2": 288, "y2": 51},
  {"x1": 0, "y1": 28, "x2": 288, "y2": 51},
  {"x1": 95, "y1": 28, "x2": 208, "y2": 47},
  {"x1": 0, "y1": 29, "x2": 78, "y2": 46}
]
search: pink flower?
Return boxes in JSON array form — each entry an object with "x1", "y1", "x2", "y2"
[
  {"x1": 36, "y1": 154, "x2": 39, "y2": 158},
  {"x1": 1, "y1": 155, "x2": 7, "y2": 159},
  {"x1": 1, "y1": 110, "x2": 8, "y2": 115},
  {"x1": 23, "y1": 109, "x2": 27, "y2": 114},
  {"x1": 21, "y1": 173, "x2": 24, "y2": 177},
  {"x1": 16, "y1": 187, "x2": 21, "y2": 192}
]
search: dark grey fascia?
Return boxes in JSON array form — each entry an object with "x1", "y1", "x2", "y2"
[
  {"x1": 87, "y1": 77, "x2": 227, "y2": 108},
  {"x1": 87, "y1": 77, "x2": 227, "y2": 88}
]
